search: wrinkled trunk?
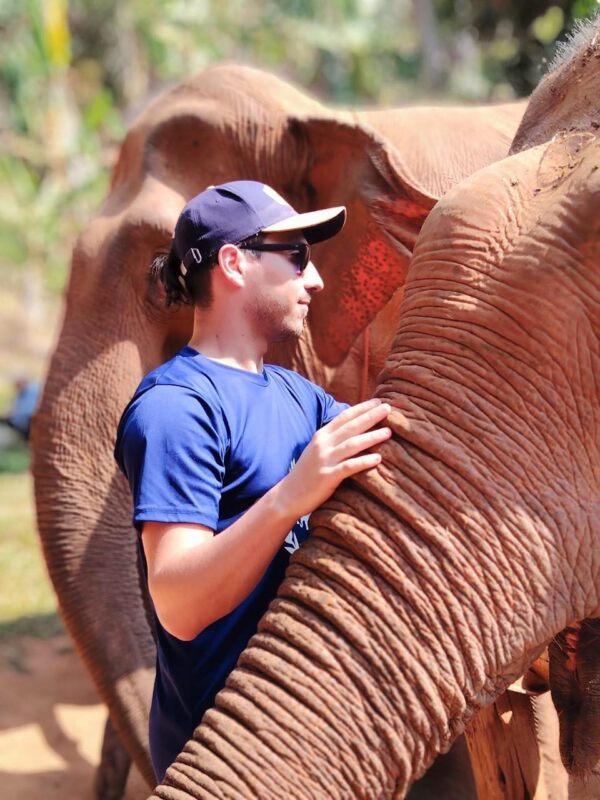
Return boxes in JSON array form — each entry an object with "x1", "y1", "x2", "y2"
[
  {"x1": 148, "y1": 367, "x2": 589, "y2": 798},
  {"x1": 31, "y1": 267, "x2": 167, "y2": 786},
  {"x1": 147, "y1": 382, "x2": 593, "y2": 799},
  {"x1": 148, "y1": 461, "x2": 565, "y2": 799}
]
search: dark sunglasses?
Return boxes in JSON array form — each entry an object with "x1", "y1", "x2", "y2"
[{"x1": 238, "y1": 241, "x2": 311, "y2": 272}]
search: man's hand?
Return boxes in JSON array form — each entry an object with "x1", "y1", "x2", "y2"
[{"x1": 275, "y1": 398, "x2": 391, "y2": 520}]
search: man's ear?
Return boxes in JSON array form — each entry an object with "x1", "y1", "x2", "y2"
[{"x1": 216, "y1": 244, "x2": 246, "y2": 289}]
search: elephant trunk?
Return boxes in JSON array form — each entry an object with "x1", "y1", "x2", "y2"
[
  {"x1": 150, "y1": 434, "x2": 559, "y2": 799},
  {"x1": 32, "y1": 292, "x2": 159, "y2": 787}
]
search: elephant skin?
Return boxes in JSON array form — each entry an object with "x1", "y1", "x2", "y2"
[
  {"x1": 550, "y1": 620, "x2": 600, "y2": 780},
  {"x1": 511, "y1": 18, "x2": 600, "y2": 155},
  {"x1": 510, "y1": 15, "x2": 600, "y2": 783},
  {"x1": 31, "y1": 64, "x2": 525, "y2": 793},
  {"x1": 146, "y1": 128, "x2": 600, "y2": 798}
]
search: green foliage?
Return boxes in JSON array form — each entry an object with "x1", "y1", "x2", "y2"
[
  {"x1": 531, "y1": 6, "x2": 566, "y2": 44},
  {"x1": 436, "y1": 0, "x2": 600, "y2": 97},
  {"x1": 0, "y1": 441, "x2": 29, "y2": 473},
  {"x1": 1, "y1": 0, "x2": 598, "y2": 298},
  {"x1": 0, "y1": 611, "x2": 63, "y2": 639},
  {"x1": 572, "y1": 0, "x2": 600, "y2": 16},
  {"x1": 0, "y1": 472, "x2": 59, "y2": 632},
  {"x1": 0, "y1": 0, "x2": 116, "y2": 300}
]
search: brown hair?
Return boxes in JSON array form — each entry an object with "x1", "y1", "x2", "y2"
[
  {"x1": 150, "y1": 246, "x2": 217, "y2": 308},
  {"x1": 151, "y1": 234, "x2": 264, "y2": 309}
]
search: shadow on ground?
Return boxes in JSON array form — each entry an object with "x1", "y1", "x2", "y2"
[{"x1": 0, "y1": 632, "x2": 147, "y2": 800}]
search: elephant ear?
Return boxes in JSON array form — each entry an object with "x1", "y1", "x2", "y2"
[{"x1": 291, "y1": 116, "x2": 436, "y2": 366}]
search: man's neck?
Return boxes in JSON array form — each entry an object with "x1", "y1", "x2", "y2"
[{"x1": 188, "y1": 308, "x2": 267, "y2": 374}]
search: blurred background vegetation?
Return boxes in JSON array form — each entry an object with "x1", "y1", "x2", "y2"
[
  {"x1": 0, "y1": 0, "x2": 598, "y2": 632},
  {"x1": 1, "y1": 0, "x2": 599, "y2": 310}
]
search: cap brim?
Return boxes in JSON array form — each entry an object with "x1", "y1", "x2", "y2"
[{"x1": 261, "y1": 206, "x2": 346, "y2": 245}]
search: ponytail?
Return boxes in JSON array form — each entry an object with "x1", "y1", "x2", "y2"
[
  {"x1": 150, "y1": 244, "x2": 217, "y2": 309},
  {"x1": 150, "y1": 246, "x2": 192, "y2": 307}
]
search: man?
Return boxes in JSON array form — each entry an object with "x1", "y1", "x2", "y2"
[{"x1": 114, "y1": 181, "x2": 391, "y2": 781}]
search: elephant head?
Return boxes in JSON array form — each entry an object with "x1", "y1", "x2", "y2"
[
  {"x1": 146, "y1": 119, "x2": 600, "y2": 799},
  {"x1": 511, "y1": 16, "x2": 600, "y2": 155},
  {"x1": 510, "y1": 15, "x2": 600, "y2": 780},
  {"x1": 31, "y1": 64, "x2": 524, "y2": 791}
]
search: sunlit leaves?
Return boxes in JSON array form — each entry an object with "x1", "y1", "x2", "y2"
[
  {"x1": 1, "y1": 0, "x2": 599, "y2": 296},
  {"x1": 530, "y1": 6, "x2": 565, "y2": 44},
  {"x1": 43, "y1": 0, "x2": 71, "y2": 68}
]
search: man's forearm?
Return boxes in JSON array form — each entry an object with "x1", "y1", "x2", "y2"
[{"x1": 146, "y1": 480, "x2": 300, "y2": 641}]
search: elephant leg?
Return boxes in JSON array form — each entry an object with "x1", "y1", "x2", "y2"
[
  {"x1": 549, "y1": 619, "x2": 600, "y2": 775},
  {"x1": 93, "y1": 716, "x2": 132, "y2": 800},
  {"x1": 530, "y1": 692, "x2": 569, "y2": 800},
  {"x1": 407, "y1": 735, "x2": 477, "y2": 800},
  {"x1": 568, "y1": 772, "x2": 600, "y2": 799},
  {"x1": 465, "y1": 689, "x2": 568, "y2": 800},
  {"x1": 530, "y1": 689, "x2": 600, "y2": 800}
]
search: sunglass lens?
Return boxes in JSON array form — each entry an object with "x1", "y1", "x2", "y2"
[{"x1": 294, "y1": 244, "x2": 310, "y2": 271}]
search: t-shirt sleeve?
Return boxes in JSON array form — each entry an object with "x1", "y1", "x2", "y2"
[
  {"x1": 115, "y1": 385, "x2": 227, "y2": 530},
  {"x1": 315, "y1": 385, "x2": 350, "y2": 428}
]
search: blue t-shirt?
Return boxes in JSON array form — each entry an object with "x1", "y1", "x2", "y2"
[{"x1": 114, "y1": 345, "x2": 348, "y2": 781}]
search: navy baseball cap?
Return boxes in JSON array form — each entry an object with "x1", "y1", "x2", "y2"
[{"x1": 173, "y1": 181, "x2": 346, "y2": 270}]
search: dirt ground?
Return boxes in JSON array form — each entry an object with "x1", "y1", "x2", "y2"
[
  {"x1": 0, "y1": 285, "x2": 144, "y2": 799},
  {"x1": 0, "y1": 633, "x2": 149, "y2": 800}
]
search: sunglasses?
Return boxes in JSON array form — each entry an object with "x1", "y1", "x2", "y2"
[{"x1": 238, "y1": 241, "x2": 311, "y2": 272}]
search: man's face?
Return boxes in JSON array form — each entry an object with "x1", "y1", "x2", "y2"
[{"x1": 242, "y1": 231, "x2": 324, "y2": 343}]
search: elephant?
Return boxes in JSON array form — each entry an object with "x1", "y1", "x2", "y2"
[
  {"x1": 141, "y1": 33, "x2": 600, "y2": 799},
  {"x1": 509, "y1": 21, "x2": 600, "y2": 787},
  {"x1": 31, "y1": 63, "x2": 530, "y2": 797}
]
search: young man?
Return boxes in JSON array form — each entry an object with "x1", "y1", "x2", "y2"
[{"x1": 114, "y1": 181, "x2": 391, "y2": 781}]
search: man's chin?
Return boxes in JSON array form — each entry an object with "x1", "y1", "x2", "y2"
[{"x1": 272, "y1": 322, "x2": 306, "y2": 344}]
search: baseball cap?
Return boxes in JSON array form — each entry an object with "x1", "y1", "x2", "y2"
[{"x1": 173, "y1": 181, "x2": 346, "y2": 270}]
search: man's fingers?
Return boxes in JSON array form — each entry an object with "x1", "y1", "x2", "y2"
[
  {"x1": 338, "y1": 452, "x2": 382, "y2": 477},
  {"x1": 329, "y1": 401, "x2": 391, "y2": 445},
  {"x1": 335, "y1": 426, "x2": 392, "y2": 461},
  {"x1": 325, "y1": 398, "x2": 387, "y2": 432}
]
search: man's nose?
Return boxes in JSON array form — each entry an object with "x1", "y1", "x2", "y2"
[{"x1": 303, "y1": 261, "x2": 324, "y2": 293}]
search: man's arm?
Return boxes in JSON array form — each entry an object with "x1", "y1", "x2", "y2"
[
  {"x1": 142, "y1": 398, "x2": 391, "y2": 641},
  {"x1": 143, "y1": 488, "x2": 303, "y2": 641}
]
